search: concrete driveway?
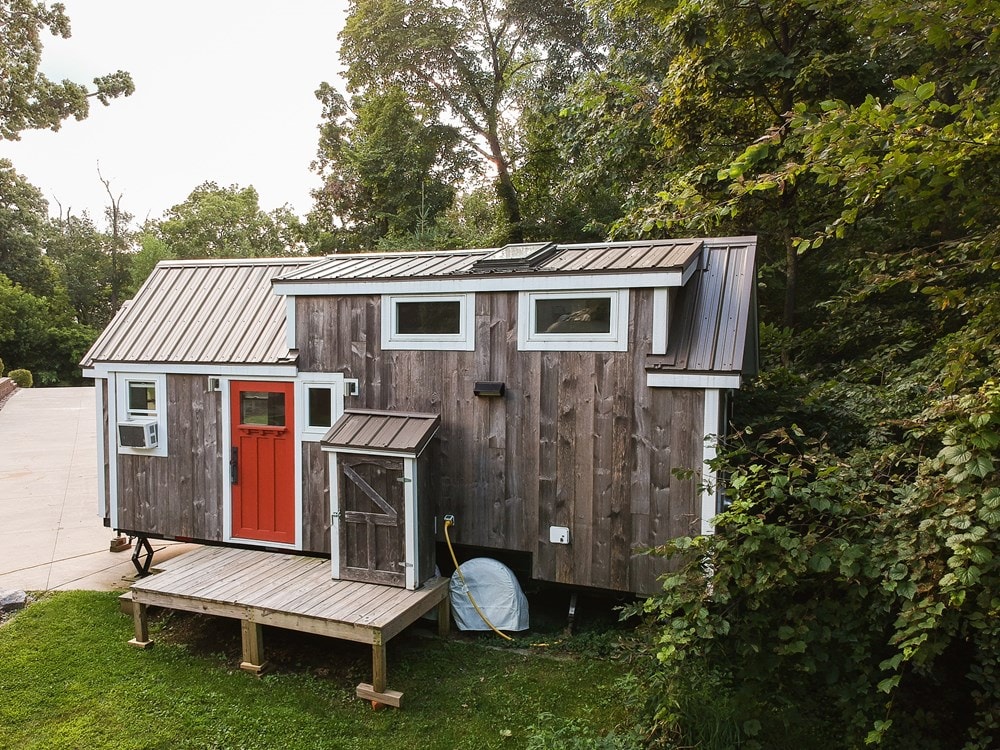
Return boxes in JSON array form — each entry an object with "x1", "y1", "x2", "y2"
[{"x1": 0, "y1": 387, "x2": 189, "y2": 592}]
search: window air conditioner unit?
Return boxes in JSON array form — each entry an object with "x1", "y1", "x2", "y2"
[{"x1": 118, "y1": 419, "x2": 159, "y2": 449}]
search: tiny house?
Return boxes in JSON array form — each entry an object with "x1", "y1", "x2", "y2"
[{"x1": 82, "y1": 238, "x2": 757, "y2": 595}]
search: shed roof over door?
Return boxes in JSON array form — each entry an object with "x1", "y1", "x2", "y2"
[{"x1": 321, "y1": 410, "x2": 441, "y2": 457}]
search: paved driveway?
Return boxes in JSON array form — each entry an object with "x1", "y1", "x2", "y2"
[{"x1": 0, "y1": 387, "x2": 188, "y2": 592}]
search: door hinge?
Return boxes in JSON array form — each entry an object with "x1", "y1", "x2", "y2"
[
  {"x1": 331, "y1": 511, "x2": 341, "y2": 519},
  {"x1": 396, "y1": 477, "x2": 412, "y2": 483}
]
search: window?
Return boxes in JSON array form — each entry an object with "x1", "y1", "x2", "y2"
[
  {"x1": 298, "y1": 377, "x2": 348, "y2": 441},
  {"x1": 127, "y1": 381, "x2": 157, "y2": 417},
  {"x1": 307, "y1": 386, "x2": 333, "y2": 429},
  {"x1": 382, "y1": 294, "x2": 475, "y2": 350},
  {"x1": 518, "y1": 290, "x2": 629, "y2": 351},
  {"x1": 240, "y1": 391, "x2": 286, "y2": 427},
  {"x1": 116, "y1": 373, "x2": 167, "y2": 456}
]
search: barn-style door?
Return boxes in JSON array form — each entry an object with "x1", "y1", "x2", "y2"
[{"x1": 337, "y1": 454, "x2": 406, "y2": 587}]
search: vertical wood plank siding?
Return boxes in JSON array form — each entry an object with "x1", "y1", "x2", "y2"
[
  {"x1": 118, "y1": 375, "x2": 224, "y2": 540},
  {"x1": 297, "y1": 290, "x2": 703, "y2": 594}
]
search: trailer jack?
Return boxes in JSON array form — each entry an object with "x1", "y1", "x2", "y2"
[{"x1": 130, "y1": 535, "x2": 155, "y2": 577}]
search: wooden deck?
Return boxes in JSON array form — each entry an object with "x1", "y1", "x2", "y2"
[{"x1": 127, "y1": 546, "x2": 450, "y2": 707}]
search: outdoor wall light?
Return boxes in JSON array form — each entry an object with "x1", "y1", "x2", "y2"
[{"x1": 473, "y1": 381, "x2": 506, "y2": 397}]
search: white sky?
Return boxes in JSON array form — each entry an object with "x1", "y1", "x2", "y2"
[{"x1": 2, "y1": 0, "x2": 351, "y2": 224}]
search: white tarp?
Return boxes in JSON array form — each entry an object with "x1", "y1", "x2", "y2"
[{"x1": 450, "y1": 557, "x2": 529, "y2": 632}]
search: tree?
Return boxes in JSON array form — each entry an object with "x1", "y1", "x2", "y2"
[
  {"x1": 0, "y1": 158, "x2": 52, "y2": 295},
  {"x1": 558, "y1": 0, "x2": 889, "y2": 328},
  {"x1": 0, "y1": 0, "x2": 134, "y2": 140},
  {"x1": 339, "y1": 0, "x2": 591, "y2": 243},
  {"x1": 153, "y1": 182, "x2": 302, "y2": 259},
  {"x1": 309, "y1": 84, "x2": 466, "y2": 251},
  {"x1": 45, "y1": 212, "x2": 114, "y2": 327},
  {"x1": 98, "y1": 166, "x2": 132, "y2": 311}
]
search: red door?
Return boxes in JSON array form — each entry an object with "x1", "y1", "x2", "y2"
[{"x1": 230, "y1": 381, "x2": 295, "y2": 544}]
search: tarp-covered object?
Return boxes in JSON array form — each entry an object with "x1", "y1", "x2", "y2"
[{"x1": 450, "y1": 557, "x2": 529, "y2": 632}]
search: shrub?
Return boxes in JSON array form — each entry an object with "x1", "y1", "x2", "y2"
[
  {"x1": 8, "y1": 369, "x2": 33, "y2": 388},
  {"x1": 0, "y1": 357, "x2": 4, "y2": 377}
]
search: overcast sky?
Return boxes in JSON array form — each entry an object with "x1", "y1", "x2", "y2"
[{"x1": 2, "y1": 0, "x2": 351, "y2": 224}]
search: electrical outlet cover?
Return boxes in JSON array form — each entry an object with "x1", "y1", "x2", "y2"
[{"x1": 549, "y1": 525, "x2": 570, "y2": 544}]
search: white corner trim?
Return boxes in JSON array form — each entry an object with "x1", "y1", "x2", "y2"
[
  {"x1": 647, "y1": 372, "x2": 742, "y2": 389},
  {"x1": 404, "y1": 458, "x2": 418, "y2": 590},
  {"x1": 651, "y1": 288, "x2": 670, "y2": 355},
  {"x1": 94, "y1": 380, "x2": 108, "y2": 520},
  {"x1": 329, "y1": 452, "x2": 341, "y2": 580},
  {"x1": 285, "y1": 296, "x2": 297, "y2": 351},
  {"x1": 701, "y1": 388, "x2": 721, "y2": 536}
]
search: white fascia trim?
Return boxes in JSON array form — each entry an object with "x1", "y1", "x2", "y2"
[
  {"x1": 319, "y1": 445, "x2": 415, "y2": 459},
  {"x1": 647, "y1": 372, "x2": 742, "y2": 389},
  {"x1": 273, "y1": 270, "x2": 686, "y2": 297},
  {"x1": 701, "y1": 388, "x2": 721, "y2": 536},
  {"x1": 88, "y1": 362, "x2": 298, "y2": 378}
]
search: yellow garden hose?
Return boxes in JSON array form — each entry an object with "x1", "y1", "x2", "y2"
[{"x1": 443, "y1": 516, "x2": 514, "y2": 641}]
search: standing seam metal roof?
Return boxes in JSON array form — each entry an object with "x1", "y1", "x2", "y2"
[
  {"x1": 321, "y1": 410, "x2": 441, "y2": 455},
  {"x1": 276, "y1": 240, "x2": 703, "y2": 283},
  {"x1": 648, "y1": 240, "x2": 757, "y2": 374},
  {"x1": 80, "y1": 258, "x2": 311, "y2": 367}
]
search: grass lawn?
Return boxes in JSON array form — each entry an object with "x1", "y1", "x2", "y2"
[{"x1": 0, "y1": 591, "x2": 639, "y2": 749}]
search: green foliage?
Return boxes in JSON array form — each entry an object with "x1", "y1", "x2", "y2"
[
  {"x1": 0, "y1": 356, "x2": 4, "y2": 376},
  {"x1": 308, "y1": 84, "x2": 466, "y2": 251},
  {"x1": 0, "y1": 591, "x2": 631, "y2": 749},
  {"x1": 0, "y1": 0, "x2": 134, "y2": 140},
  {"x1": 338, "y1": 0, "x2": 592, "y2": 242},
  {"x1": 153, "y1": 182, "x2": 303, "y2": 258},
  {"x1": 632, "y1": 384, "x2": 1000, "y2": 748},
  {"x1": 0, "y1": 273, "x2": 96, "y2": 385},
  {"x1": 7, "y1": 368, "x2": 32, "y2": 387}
]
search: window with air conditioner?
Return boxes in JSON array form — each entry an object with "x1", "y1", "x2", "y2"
[{"x1": 116, "y1": 374, "x2": 167, "y2": 456}]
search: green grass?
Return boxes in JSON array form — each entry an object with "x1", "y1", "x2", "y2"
[{"x1": 0, "y1": 591, "x2": 636, "y2": 749}]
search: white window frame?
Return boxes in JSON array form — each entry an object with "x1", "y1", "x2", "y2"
[
  {"x1": 298, "y1": 375, "x2": 348, "y2": 441},
  {"x1": 381, "y1": 293, "x2": 475, "y2": 351},
  {"x1": 115, "y1": 372, "x2": 168, "y2": 457},
  {"x1": 518, "y1": 289, "x2": 629, "y2": 351}
]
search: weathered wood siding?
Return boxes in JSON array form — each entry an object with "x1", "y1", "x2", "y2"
[
  {"x1": 297, "y1": 290, "x2": 703, "y2": 594},
  {"x1": 302, "y1": 441, "x2": 330, "y2": 553},
  {"x1": 118, "y1": 375, "x2": 225, "y2": 540}
]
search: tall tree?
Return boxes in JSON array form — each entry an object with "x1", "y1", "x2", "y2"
[
  {"x1": 309, "y1": 84, "x2": 467, "y2": 251},
  {"x1": 154, "y1": 182, "x2": 302, "y2": 259},
  {"x1": 0, "y1": 0, "x2": 134, "y2": 140},
  {"x1": 0, "y1": 158, "x2": 52, "y2": 295},
  {"x1": 339, "y1": 0, "x2": 591, "y2": 243},
  {"x1": 560, "y1": 0, "x2": 887, "y2": 328}
]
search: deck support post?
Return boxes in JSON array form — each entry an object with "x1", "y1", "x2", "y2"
[
  {"x1": 437, "y1": 592, "x2": 451, "y2": 638},
  {"x1": 356, "y1": 630, "x2": 403, "y2": 707},
  {"x1": 127, "y1": 600, "x2": 153, "y2": 649},
  {"x1": 239, "y1": 620, "x2": 267, "y2": 675}
]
